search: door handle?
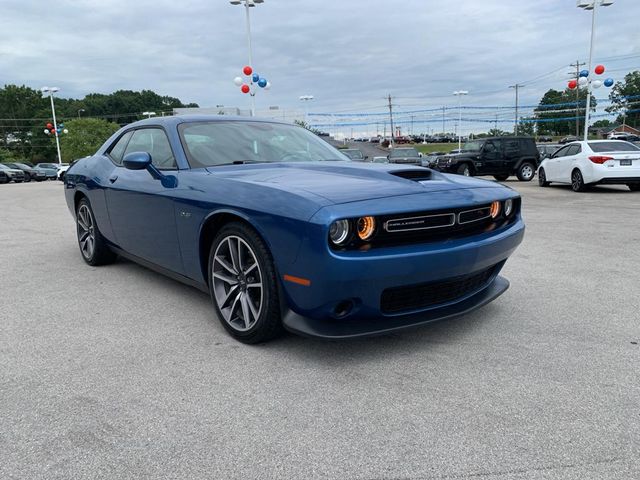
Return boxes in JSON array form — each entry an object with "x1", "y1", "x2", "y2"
[{"x1": 109, "y1": 174, "x2": 118, "y2": 183}]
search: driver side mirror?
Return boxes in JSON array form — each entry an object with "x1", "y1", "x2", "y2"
[{"x1": 123, "y1": 151, "x2": 152, "y2": 170}]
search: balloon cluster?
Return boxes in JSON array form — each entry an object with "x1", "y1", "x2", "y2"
[
  {"x1": 233, "y1": 66, "x2": 271, "y2": 95},
  {"x1": 43, "y1": 122, "x2": 68, "y2": 136},
  {"x1": 568, "y1": 64, "x2": 613, "y2": 90}
]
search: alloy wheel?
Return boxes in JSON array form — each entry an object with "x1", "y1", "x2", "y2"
[
  {"x1": 76, "y1": 204, "x2": 95, "y2": 260},
  {"x1": 521, "y1": 164, "x2": 533, "y2": 180},
  {"x1": 212, "y1": 235, "x2": 264, "y2": 332}
]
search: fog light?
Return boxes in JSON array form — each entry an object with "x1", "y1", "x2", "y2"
[
  {"x1": 504, "y1": 198, "x2": 514, "y2": 217},
  {"x1": 329, "y1": 219, "x2": 350, "y2": 245},
  {"x1": 490, "y1": 201, "x2": 501, "y2": 219},
  {"x1": 357, "y1": 216, "x2": 376, "y2": 241}
]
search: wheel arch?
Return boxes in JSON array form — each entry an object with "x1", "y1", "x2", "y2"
[{"x1": 514, "y1": 157, "x2": 538, "y2": 171}]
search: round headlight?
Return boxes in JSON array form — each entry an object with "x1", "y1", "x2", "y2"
[
  {"x1": 489, "y1": 201, "x2": 501, "y2": 219},
  {"x1": 504, "y1": 198, "x2": 514, "y2": 217},
  {"x1": 357, "y1": 216, "x2": 376, "y2": 241},
  {"x1": 329, "y1": 219, "x2": 350, "y2": 245}
]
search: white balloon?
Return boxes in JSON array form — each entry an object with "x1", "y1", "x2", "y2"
[
  {"x1": 63, "y1": 128, "x2": 69, "y2": 134},
  {"x1": 233, "y1": 76, "x2": 243, "y2": 86},
  {"x1": 592, "y1": 80, "x2": 602, "y2": 89},
  {"x1": 264, "y1": 81, "x2": 271, "y2": 90},
  {"x1": 578, "y1": 76, "x2": 588, "y2": 86},
  {"x1": 43, "y1": 129, "x2": 50, "y2": 134}
]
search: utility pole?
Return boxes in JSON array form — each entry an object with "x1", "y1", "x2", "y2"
[
  {"x1": 494, "y1": 113, "x2": 498, "y2": 131},
  {"x1": 410, "y1": 115, "x2": 414, "y2": 136},
  {"x1": 509, "y1": 84, "x2": 523, "y2": 135},
  {"x1": 387, "y1": 94, "x2": 395, "y2": 147},
  {"x1": 569, "y1": 60, "x2": 586, "y2": 137},
  {"x1": 442, "y1": 106, "x2": 446, "y2": 134}
]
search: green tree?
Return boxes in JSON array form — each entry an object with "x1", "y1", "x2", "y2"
[
  {"x1": 607, "y1": 71, "x2": 640, "y2": 128},
  {"x1": 58, "y1": 118, "x2": 120, "y2": 162},
  {"x1": 592, "y1": 119, "x2": 613, "y2": 128},
  {"x1": 517, "y1": 117, "x2": 536, "y2": 136},
  {"x1": 534, "y1": 87, "x2": 596, "y2": 136}
]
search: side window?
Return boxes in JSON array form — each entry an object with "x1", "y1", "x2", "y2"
[
  {"x1": 504, "y1": 140, "x2": 520, "y2": 156},
  {"x1": 123, "y1": 128, "x2": 176, "y2": 170},
  {"x1": 552, "y1": 146, "x2": 569, "y2": 158},
  {"x1": 566, "y1": 145, "x2": 581, "y2": 156},
  {"x1": 484, "y1": 141, "x2": 497, "y2": 153},
  {"x1": 107, "y1": 131, "x2": 133, "y2": 165}
]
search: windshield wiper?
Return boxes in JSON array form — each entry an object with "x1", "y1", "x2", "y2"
[{"x1": 215, "y1": 160, "x2": 268, "y2": 166}]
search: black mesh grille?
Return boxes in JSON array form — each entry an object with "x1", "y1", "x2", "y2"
[{"x1": 380, "y1": 266, "x2": 496, "y2": 314}]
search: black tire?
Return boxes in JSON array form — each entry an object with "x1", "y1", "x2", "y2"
[
  {"x1": 456, "y1": 163, "x2": 471, "y2": 176},
  {"x1": 24, "y1": 173, "x2": 31, "y2": 182},
  {"x1": 516, "y1": 162, "x2": 535, "y2": 182},
  {"x1": 58, "y1": 172, "x2": 65, "y2": 181},
  {"x1": 208, "y1": 222, "x2": 283, "y2": 344},
  {"x1": 76, "y1": 198, "x2": 117, "y2": 266},
  {"x1": 538, "y1": 168, "x2": 550, "y2": 187},
  {"x1": 14, "y1": 179, "x2": 23, "y2": 183},
  {"x1": 493, "y1": 174, "x2": 509, "y2": 181},
  {"x1": 571, "y1": 169, "x2": 587, "y2": 192},
  {"x1": 628, "y1": 184, "x2": 640, "y2": 192}
]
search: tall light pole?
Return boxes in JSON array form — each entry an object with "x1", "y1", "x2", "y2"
[
  {"x1": 230, "y1": 0, "x2": 264, "y2": 117},
  {"x1": 509, "y1": 84, "x2": 523, "y2": 135},
  {"x1": 299, "y1": 95, "x2": 314, "y2": 126},
  {"x1": 41, "y1": 86, "x2": 63, "y2": 166},
  {"x1": 453, "y1": 90, "x2": 468, "y2": 150},
  {"x1": 77, "y1": 108, "x2": 85, "y2": 119},
  {"x1": 577, "y1": 0, "x2": 614, "y2": 140},
  {"x1": 142, "y1": 111, "x2": 156, "y2": 119}
]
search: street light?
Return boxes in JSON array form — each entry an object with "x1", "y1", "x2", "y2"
[
  {"x1": 453, "y1": 90, "x2": 468, "y2": 150},
  {"x1": 77, "y1": 108, "x2": 85, "y2": 119},
  {"x1": 41, "y1": 86, "x2": 63, "y2": 166},
  {"x1": 230, "y1": 0, "x2": 265, "y2": 116},
  {"x1": 299, "y1": 95, "x2": 314, "y2": 126},
  {"x1": 577, "y1": 0, "x2": 614, "y2": 140},
  {"x1": 142, "y1": 111, "x2": 156, "y2": 118}
]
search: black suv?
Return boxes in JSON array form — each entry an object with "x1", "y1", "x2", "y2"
[{"x1": 435, "y1": 137, "x2": 540, "y2": 181}]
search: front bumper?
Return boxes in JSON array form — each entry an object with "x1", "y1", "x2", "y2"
[{"x1": 280, "y1": 216, "x2": 525, "y2": 338}]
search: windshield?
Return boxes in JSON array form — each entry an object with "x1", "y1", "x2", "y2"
[
  {"x1": 178, "y1": 121, "x2": 349, "y2": 167},
  {"x1": 389, "y1": 148, "x2": 419, "y2": 157},
  {"x1": 589, "y1": 141, "x2": 640, "y2": 153},
  {"x1": 461, "y1": 140, "x2": 483, "y2": 152},
  {"x1": 342, "y1": 149, "x2": 364, "y2": 159}
]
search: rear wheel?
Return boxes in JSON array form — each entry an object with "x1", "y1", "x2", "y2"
[
  {"x1": 456, "y1": 163, "x2": 471, "y2": 176},
  {"x1": 571, "y1": 169, "x2": 587, "y2": 192},
  {"x1": 628, "y1": 184, "x2": 640, "y2": 192},
  {"x1": 24, "y1": 173, "x2": 31, "y2": 182},
  {"x1": 76, "y1": 198, "x2": 117, "y2": 266},
  {"x1": 538, "y1": 168, "x2": 550, "y2": 187},
  {"x1": 516, "y1": 162, "x2": 535, "y2": 181},
  {"x1": 209, "y1": 222, "x2": 282, "y2": 344},
  {"x1": 493, "y1": 174, "x2": 509, "y2": 181}
]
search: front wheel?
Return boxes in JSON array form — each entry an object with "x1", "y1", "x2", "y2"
[
  {"x1": 76, "y1": 198, "x2": 117, "y2": 266},
  {"x1": 456, "y1": 163, "x2": 471, "y2": 176},
  {"x1": 538, "y1": 168, "x2": 550, "y2": 187},
  {"x1": 571, "y1": 169, "x2": 587, "y2": 192},
  {"x1": 209, "y1": 222, "x2": 282, "y2": 344},
  {"x1": 517, "y1": 162, "x2": 535, "y2": 181},
  {"x1": 24, "y1": 173, "x2": 31, "y2": 182}
]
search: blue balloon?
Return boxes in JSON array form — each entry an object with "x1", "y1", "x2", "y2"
[
  {"x1": 604, "y1": 78, "x2": 614, "y2": 87},
  {"x1": 258, "y1": 78, "x2": 268, "y2": 88},
  {"x1": 252, "y1": 74, "x2": 260, "y2": 83},
  {"x1": 579, "y1": 69, "x2": 589, "y2": 77}
]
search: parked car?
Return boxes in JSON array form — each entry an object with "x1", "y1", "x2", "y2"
[
  {"x1": 371, "y1": 156, "x2": 389, "y2": 163},
  {"x1": 537, "y1": 140, "x2": 640, "y2": 192},
  {"x1": 34, "y1": 163, "x2": 61, "y2": 179},
  {"x1": 4, "y1": 162, "x2": 47, "y2": 182},
  {"x1": 388, "y1": 147, "x2": 422, "y2": 165},
  {"x1": 537, "y1": 144, "x2": 561, "y2": 160},
  {"x1": 64, "y1": 115, "x2": 524, "y2": 343},
  {"x1": 57, "y1": 163, "x2": 72, "y2": 180},
  {"x1": 420, "y1": 152, "x2": 444, "y2": 169},
  {"x1": 607, "y1": 133, "x2": 640, "y2": 142},
  {"x1": 0, "y1": 163, "x2": 26, "y2": 183},
  {"x1": 434, "y1": 137, "x2": 540, "y2": 181},
  {"x1": 537, "y1": 136, "x2": 553, "y2": 143},
  {"x1": 341, "y1": 149, "x2": 366, "y2": 161},
  {"x1": 558, "y1": 135, "x2": 580, "y2": 144}
]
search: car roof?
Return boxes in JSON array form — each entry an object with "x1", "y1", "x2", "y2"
[{"x1": 123, "y1": 114, "x2": 292, "y2": 130}]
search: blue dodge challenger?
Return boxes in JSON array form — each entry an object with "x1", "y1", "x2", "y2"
[{"x1": 64, "y1": 116, "x2": 524, "y2": 343}]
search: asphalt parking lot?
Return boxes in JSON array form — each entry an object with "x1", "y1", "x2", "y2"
[{"x1": 1, "y1": 179, "x2": 639, "y2": 479}]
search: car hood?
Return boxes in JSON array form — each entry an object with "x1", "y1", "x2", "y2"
[
  {"x1": 2, "y1": 168, "x2": 23, "y2": 174},
  {"x1": 206, "y1": 161, "x2": 497, "y2": 205}
]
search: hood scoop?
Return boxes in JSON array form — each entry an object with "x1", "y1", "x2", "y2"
[{"x1": 390, "y1": 169, "x2": 432, "y2": 182}]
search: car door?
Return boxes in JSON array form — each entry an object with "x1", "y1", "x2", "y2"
[
  {"x1": 556, "y1": 144, "x2": 582, "y2": 182},
  {"x1": 502, "y1": 139, "x2": 521, "y2": 174},
  {"x1": 544, "y1": 145, "x2": 570, "y2": 181},
  {"x1": 105, "y1": 127, "x2": 184, "y2": 274},
  {"x1": 479, "y1": 140, "x2": 501, "y2": 174}
]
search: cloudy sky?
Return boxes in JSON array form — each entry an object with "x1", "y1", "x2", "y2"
[{"x1": 1, "y1": 0, "x2": 638, "y2": 131}]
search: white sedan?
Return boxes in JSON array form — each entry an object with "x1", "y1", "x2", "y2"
[{"x1": 537, "y1": 140, "x2": 640, "y2": 192}]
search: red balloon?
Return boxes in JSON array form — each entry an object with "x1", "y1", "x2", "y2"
[
  {"x1": 568, "y1": 79, "x2": 577, "y2": 90},
  {"x1": 594, "y1": 64, "x2": 605, "y2": 75},
  {"x1": 241, "y1": 84, "x2": 250, "y2": 94},
  {"x1": 46, "y1": 123, "x2": 52, "y2": 129},
  {"x1": 243, "y1": 66, "x2": 253, "y2": 76}
]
